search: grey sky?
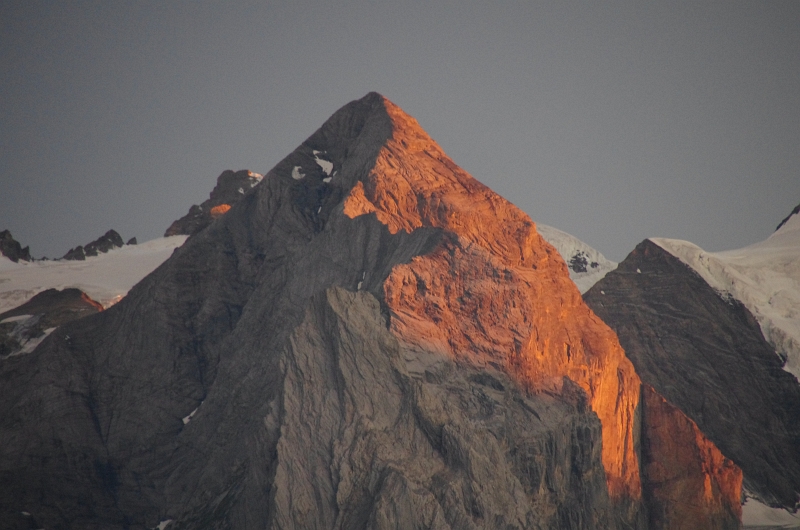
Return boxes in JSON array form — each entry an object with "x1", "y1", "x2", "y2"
[{"x1": 2, "y1": 1, "x2": 799, "y2": 261}]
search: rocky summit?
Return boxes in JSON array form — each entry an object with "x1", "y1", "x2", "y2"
[{"x1": 0, "y1": 94, "x2": 742, "y2": 529}]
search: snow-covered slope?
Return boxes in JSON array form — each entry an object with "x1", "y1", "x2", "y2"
[
  {"x1": 537, "y1": 224, "x2": 617, "y2": 293},
  {"x1": 742, "y1": 492, "x2": 800, "y2": 528},
  {"x1": 652, "y1": 209, "x2": 800, "y2": 380},
  {"x1": 0, "y1": 236, "x2": 187, "y2": 314}
]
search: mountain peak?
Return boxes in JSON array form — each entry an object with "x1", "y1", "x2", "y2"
[{"x1": 165, "y1": 169, "x2": 262, "y2": 237}]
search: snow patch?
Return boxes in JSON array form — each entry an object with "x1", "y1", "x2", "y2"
[
  {"x1": 153, "y1": 519, "x2": 173, "y2": 530},
  {"x1": 238, "y1": 187, "x2": 244, "y2": 194},
  {"x1": 323, "y1": 176, "x2": 332, "y2": 183},
  {"x1": 313, "y1": 153, "x2": 333, "y2": 175},
  {"x1": 536, "y1": 224, "x2": 618, "y2": 293},
  {"x1": 182, "y1": 408, "x2": 199, "y2": 425},
  {"x1": 291, "y1": 166, "x2": 305, "y2": 180},
  {"x1": 652, "y1": 218, "x2": 800, "y2": 379}
]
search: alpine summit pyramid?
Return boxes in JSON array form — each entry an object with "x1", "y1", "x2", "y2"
[{"x1": 0, "y1": 93, "x2": 741, "y2": 529}]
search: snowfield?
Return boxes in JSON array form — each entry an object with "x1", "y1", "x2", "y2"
[
  {"x1": 742, "y1": 492, "x2": 800, "y2": 528},
  {"x1": 0, "y1": 236, "x2": 187, "y2": 314},
  {"x1": 537, "y1": 224, "x2": 618, "y2": 293},
  {"x1": 653, "y1": 211, "x2": 800, "y2": 380}
]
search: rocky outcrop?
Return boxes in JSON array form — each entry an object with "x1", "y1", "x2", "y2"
[
  {"x1": 0, "y1": 288, "x2": 103, "y2": 357},
  {"x1": 342, "y1": 98, "x2": 644, "y2": 519},
  {"x1": 777, "y1": 202, "x2": 800, "y2": 231},
  {"x1": 265, "y1": 288, "x2": 616, "y2": 529},
  {"x1": 585, "y1": 239, "x2": 800, "y2": 510},
  {"x1": 0, "y1": 93, "x2": 742, "y2": 528},
  {"x1": 62, "y1": 229, "x2": 125, "y2": 260},
  {"x1": 0, "y1": 230, "x2": 31, "y2": 262},
  {"x1": 164, "y1": 169, "x2": 263, "y2": 236}
]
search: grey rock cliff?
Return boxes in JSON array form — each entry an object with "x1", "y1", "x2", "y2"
[{"x1": 584, "y1": 239, "x2": 800, "y2": 509}]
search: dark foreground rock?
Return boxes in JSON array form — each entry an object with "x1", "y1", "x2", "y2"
[
  {"x1": 585, "y1": 239, "x2": 800, "y2": 510},
  {"x1": 0, "y1": 230, "x2": 31, "y2": 262}
]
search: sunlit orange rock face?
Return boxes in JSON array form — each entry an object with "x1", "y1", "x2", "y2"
[
  {"x1": 344, "y1": 98, "x2": 643, "y2": 506},
  {"x1": 210, "y1": 203, "x2": 231, "y2": 218},
  {"x1": 641, "y1": 386, "x2": 742, "y2": 529}
]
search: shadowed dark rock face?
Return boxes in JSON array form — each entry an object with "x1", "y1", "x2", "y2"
[
  {"x1": 0, "y1": 230, "x2": 31, "y2": 262},
  {"x1": 165, "y1": 169, "x2": 263, "y2": 237},
  {"x1": 0, "y1": 94, "x2": 742, "y2": 529},
  {"x1": 584, "y1": 239, "x2": 800, "y2": 509}
]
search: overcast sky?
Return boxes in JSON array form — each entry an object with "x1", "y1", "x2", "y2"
[{"x1": 2, "y1": 1, "x2": 799, "y2": 261}]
